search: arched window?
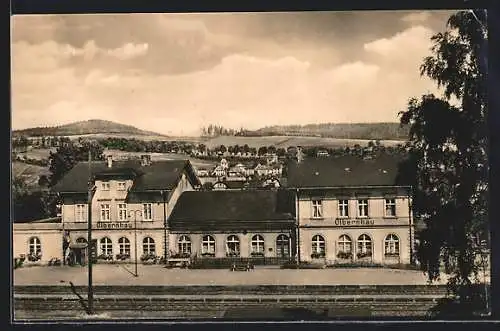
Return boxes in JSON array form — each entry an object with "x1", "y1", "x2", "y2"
[
  {"x1": 384, "y1": 234, "x2": 400, "y2": 256},
  {"x1": 357, "y1": 234, "x2": 372, "y2": 257},
  {"x1": 178, "y1": 235, "x2": 191, "y2": 255},
  {"x1": 251, "y1": 235, "x2": 265, "y2": 254},
  {"x1": 338, "y1": 235, "x2": 352, "y2": 253},
  {"x1": 143, "y1": 237, "x2": 156, "y2": 255},
  {"x1": 311, "y1": 235, "x2": 325, "y2": 256},
  {"x1": 29, "y1": 237, "x2": 42, "y2": 256},
  {"x1": 276, "y1": 234, "x2": 290, "y2": 258},
  {"x1": 118, "y1": 237, "x2": 131, "y2": 255},
  {"x1": 226, "y1": 235, "x2": 240, "y2": 256},
  {"x1": 100, "y1": 237, "x2": 113, "y2": 255},
  {"x1": 201, "y1": 235, "x2": 216, "y2": 255}
]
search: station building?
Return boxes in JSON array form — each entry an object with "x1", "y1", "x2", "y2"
[
  {"x1": 286, "y1": 154, "x2": 414, "y2": 265},
  {"x1": 13, "y1": 155, "x2": 200, "y2": 265}
]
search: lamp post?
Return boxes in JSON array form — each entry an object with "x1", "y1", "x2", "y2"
[
  {"x1": 479, "y1": 240, "x2": 490, "y2": 314},
  {"x1": 129, "y1": 210, "x2": 142, "y2": 277},
  {"x1": 86, "y1": 147, "x2": 95, "y2": 315}
]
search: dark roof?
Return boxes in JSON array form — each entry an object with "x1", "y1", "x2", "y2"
[
  {"x1": 53, "y1": 159, "x2": 200, "y2": 193},
  {"x1": 169, "y1": 190, "x2": 295, "y2": 231},
  {"x1": 286, "y1": 154, "x2": 409, "y2": 188}
]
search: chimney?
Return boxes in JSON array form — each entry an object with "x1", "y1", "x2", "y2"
[
  {"x1": 106, "y1": 155, "x2": 113, "y2": 168},
  {"x1": 141, "y1": 154, "x2": 151, "y2": 166}
]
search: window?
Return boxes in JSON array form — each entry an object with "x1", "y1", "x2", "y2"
[
  {"x1": 101, "y1": 182, "x2": 110, "y2": 191},
  {"x1": 143, "y1": 203, "x2": 153, "y2": 221},
  {"x1": 117, "y1": 182, "x2": 126, "y2": 191},
  {"x1": 276, "y1": 234, "x2": 290, "y2": 258},
  {"x1": 384, "y1": 234, "x2": 400, "y2": 256},
  {"x1": 100, "y1": 204, "x2": 110, "y2": 221},
  {"x1": 143, "y1": 237, "x2": 156, "y2": 255},
  {"x1": 312, "y1": 199, "x2": 323, "y2": 218},
  {"x1": 357, "y1": 234, "x2": 372, "y2": 257},
  {"x1": 311, "y1": 235, "x2": 325, "y2": 256},
  {"x1": 117, "y1": 203, "x2": 127, "y2": 221},
  {"x1": 338, "y1": 235, "x2": 352, "y2": 254},
  {"x1": 178, "y1": 235, "x2": 191, "y2": 255},
  {"x1": 385, "y1": 198, "x2": 396, "y2": 217},
  {"x1": 202, "y1": 235, "x2": 216, "y2": 255},
  {"x1": 75, "y1": 204, "x2": 86, "y2": 222},
  {"x1": 100, "y1": 237, "x2": 113, "y2": 255},
  {"x1": 251, "y1": 235, "x2": 265, "y2": 254},
  {"x1": 226, "y1": 235, "x2": 240, "y2": 256},
  {"x1": 338, "y1": 200, "x2": 349, "y2": 218},
  {"x1": 357, "y1": 199, "x2": 369, "y2": 217},
  {"x1": 118, "y1": 237, "x2": 130, "y2": 255},
  {"x1": 29, "y1": 237, "x2": 42, "y2": 255}
]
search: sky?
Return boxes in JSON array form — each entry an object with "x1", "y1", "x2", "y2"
[{"x1": 11, "y1": 10, "x2": 456, "y2": 136}]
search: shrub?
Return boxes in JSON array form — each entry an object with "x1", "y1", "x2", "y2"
[
  {"x1": 27, "y1": 252, "x2": 42, "y2": 262},
  {"x1": 311, "y1": 252, "x2": 325, "y2": 259},
  {"x1": 336, "y1": 251, "x2": 352, "y2": 259},
  {"x1": 115, "y1": 253, "x2": 130, "y2": 261},
  {"x1": 356, "y1": 252, "x2": 371, "y2": 259},
  {"x1": 97, "y1": 254, "x2": 113, "y2": 261}
]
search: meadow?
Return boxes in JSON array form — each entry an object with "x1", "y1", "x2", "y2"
[{"x1": 203, "y1": 135, "x2": 405, "y2": 149}]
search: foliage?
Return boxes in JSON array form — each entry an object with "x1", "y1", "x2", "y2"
[
  {"x1": 48, "y1": 142, "x2": 104, "y2": 186},
  {"x1": 336, "y1": 251, "x2": 353, "y2": 259},
  {"x1": 398, "y1": 10, "x2": 488, "y2": 304},
  {"x1": 12, "y1": 175, "x2": 56, "y2": 222}
]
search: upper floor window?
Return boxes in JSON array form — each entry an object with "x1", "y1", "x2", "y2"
[
  {"x1": 118, "y1": 203, "x2": 127, "y2": 221},
  {"x1": 117, "y1": 182, "x2": 126, "y2": 191},
  {"x1": 143, "y1": 203, "x2": 153, "y2": 221},
  {"x1": 100, "y1": 204, "x2": 110, "y2": 221},
  {"x1": 357, "y1": 199, "x2": 369, "y2": 218},
  {"x1": 75, "y1": 204, "x2": 86, "y2": 222},
  {"x1": 385, "y1": 198, "x2": 396, "y2": 217},
  {"x1": 338, "y1": 199, "x2": 349, "y2": 218},
  {"x1": 312, "y1": 199, "x2": 323, "y2": 219},
  {"x1": 101, "y1": 182, "x2": 110, "y2": 191}
]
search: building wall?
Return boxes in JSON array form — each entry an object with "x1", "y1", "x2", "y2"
[
  {"x1": 13, "y1": 223, "x2": 63, "y2": 263},
  {"x1": 298, "y1": 226, "x2": 411, "y2": 264},
  {"x1": 296, "y1": 187, "x2": 414, "y2": 265},
  {"x1": 169, "y1": 231, "x2": 294, "y2": 258}
]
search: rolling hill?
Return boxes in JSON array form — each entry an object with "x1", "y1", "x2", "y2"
[
  {"x1": 12, "y1": 119, "x2": 168, "y2": 138},
  {"x1": 245, "y1": 122, "x2": 410, "y2": 141}
]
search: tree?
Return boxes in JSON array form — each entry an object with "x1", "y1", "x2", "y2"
[
  {"x1": 399, "y1": 10, "x2": 488, "y2": 306},
  {"x1": 48, "y1": 142, "x2": 104, "y2": 186}
]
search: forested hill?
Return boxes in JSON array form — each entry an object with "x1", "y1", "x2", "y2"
[
  {"x1": 12, "y1": 119, "x2": 166, "y2": 137},
  {"x1": 243, "y1": 122, "x2": 410, "y2": 140}
]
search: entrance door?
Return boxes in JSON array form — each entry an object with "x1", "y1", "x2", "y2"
[{"x1": 276, "y1": 234, "x2": 290, "y2": 258}]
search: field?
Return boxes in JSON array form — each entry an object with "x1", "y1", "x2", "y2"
[
  {"x1": 104, "y1": 150, "x2": 217, "y2": 169},
  {"x1": 65, "y1": 133, "x2": 204, "y2": 143},
  {"x1": 12, "y1": 161, "x2": 50, "y2": 187},
  {"x1": 203, "y1": 135, "x2": 405, "y2": 149},
  {"x1": 18, "y1": 148, "x2": 56, "y2": 160}
]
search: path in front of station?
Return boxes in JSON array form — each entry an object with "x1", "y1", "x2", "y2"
[{"x1": 14, "y1": 264, "x2": 451, "y2": 286}]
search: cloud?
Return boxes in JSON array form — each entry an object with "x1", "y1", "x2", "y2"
[
  {"x1": 364, "y1": 26, "x2": 433, "y2": 58},
  {"x1": 400, "y1": 11, "x2": 431, "y2": 23}
]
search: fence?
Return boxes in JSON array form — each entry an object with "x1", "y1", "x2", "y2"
[{"x1": 189, "y1": 256, "x2": 292, "y2": 269}]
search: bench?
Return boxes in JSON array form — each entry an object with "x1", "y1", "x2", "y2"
[
  {"x1": 230, "y1": 262, "x2": 254, "y2": 272},
  {"x1": 166, "y1": 258, "x2": 190, "y2": 268}
]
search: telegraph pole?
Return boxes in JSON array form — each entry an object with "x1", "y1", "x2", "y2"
[{"x1": 87, "y1": 147, "x2": 94, "y2": 315}]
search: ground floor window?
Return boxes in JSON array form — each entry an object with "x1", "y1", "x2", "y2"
[
  {"x1": 384, "y1": 234, "x2": 400, "y2": 256},
  {"x1": 178, "y1": 235, "x2": 191, "y2": 255},
  {"x1": 337, "y1": 234, "x2": 353, "y2": 259},
  {"x1": 357, "y1": 234, "x2": 372, "y2": 259},
  {"x1": 276, "y1": 234, "x2": 290, "y2": 258},
  {"x1": 311, "y1": 235, "x2": 325, "y2": 258},
  {"x1": 142, "y1": 237, "x2": 156, "y2": 255},
  {"x1": 28, "y1": 237, "x2": 42, "y2": 260},
  {"x1": 118, "y1": 237, "x2": 131, "y2": 255},
  {"x1": 251, "y1": 235, "x2": 265, "y2": 256},
  {"x1": 201, "y1": 235, "x2": 216, "y2": 256},
  {"x1": 100, "y1": 237, "x2": 113, "y2": 256},
  {"x1": 226, "y1": 235, "x2": 240, "y2": 257}
]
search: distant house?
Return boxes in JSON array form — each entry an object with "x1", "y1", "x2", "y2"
[
  {"x1": 196, "y1": 168, "x2": 210, "y2": 177},
  {"x1": 211, "y1": 165, "x2": 227, "y2": 178},
  {"x1": 254, "y1": 164, "x2": 274, "y2": 177},
  {"x1": 263, "y1": 178, "x2": 281, "y2": 189}
]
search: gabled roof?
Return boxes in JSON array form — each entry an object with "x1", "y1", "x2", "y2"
[
  {"x1": 286, "y1": 154, "x2": 409, "y2": 188},
  {"x1": 168, "y1": 190, "x2": 295, "y2": 231},
  {"x1": 52, "y1": 159, "x2": 200, "y2": 193}
]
